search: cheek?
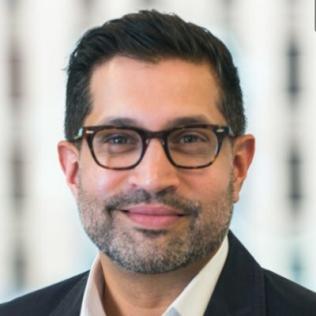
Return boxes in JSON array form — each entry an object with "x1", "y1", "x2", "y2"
[
  {"x1": 78, "y1": 144, "x2": 129, "y2": 196},
  {"x1": 79, "y1": 153, "x2": 128, "y2": 197},
  {"x1": 182, "y1": 163, "x2": 232, "y2": 201},
  {"x1": 82, "y1": 170, "x2": 128, "y2": 197}
]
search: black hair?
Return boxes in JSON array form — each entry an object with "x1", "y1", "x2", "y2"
[{"x1": 65, "y1": 9, "x2": 245, "y2": 140}]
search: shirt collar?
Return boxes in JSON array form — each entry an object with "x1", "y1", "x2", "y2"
[
  {"x1": 163, "y1": 236, "x2": 228, "y2": 316},
  {"x1": 80, "y1": 236, "x2": 228, "y2": 316},
  {"x1": 80, "y1": 255, "x2": 105, "y2": 316}
]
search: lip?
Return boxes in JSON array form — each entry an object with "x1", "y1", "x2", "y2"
[{"x1": 119, "y1": 204, "x2": 185, "y2": 230}]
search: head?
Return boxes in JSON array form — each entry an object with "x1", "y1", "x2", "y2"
[{"x1": 58, "y1": 10, "x2": 255, "y2": 274}]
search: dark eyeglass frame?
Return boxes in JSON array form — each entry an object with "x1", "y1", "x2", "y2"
[{"x1": 71, "y1": 124, "x2": 234, "y2": 170}]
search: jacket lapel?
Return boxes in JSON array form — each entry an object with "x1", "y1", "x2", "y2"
[
  {"x1": 204, "y1": 231, "x2": 266, "y2": 316},
  {"x1": 50, "y1": 273, "x2": 89, "y2": 316}
]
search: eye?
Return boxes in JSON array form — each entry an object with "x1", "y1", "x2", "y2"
[
  {"x1": 178, "y1": 133, "x2": 207, "y2": 144},
  {"x1": 96, "y1": 131, "x2": 138, "y2": 145},
  {"x1": 106, "y1": 134, "x2": 133, "y2": 144},
  {"x1": 171, "y1": 131, "x2": 209, "y2": 144},
  {"x1": 94, "y1": 130, "x2": 141, "y2": 155}
]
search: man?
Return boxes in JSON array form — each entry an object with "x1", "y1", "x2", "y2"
[{"x1": 1, "y1": 9, "x2": 315, "y2": 316}]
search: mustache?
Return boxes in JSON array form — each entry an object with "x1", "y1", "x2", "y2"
[{"x1": 104, "y1": 189, "x2": 201, "y2": 216}]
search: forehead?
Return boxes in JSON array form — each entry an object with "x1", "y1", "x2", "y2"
[{"x1": 86, "y1": 56, "x2": 225, "y2": 129}]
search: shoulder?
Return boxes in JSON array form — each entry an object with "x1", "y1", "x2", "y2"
[
  {"x1": 0, "y1": 272, "x2": 89, "y2": 316},
  {"x1": 223, "y1": 232, "x2": 316, "y2": 315},
  {"x1": 262, "y1": 268, "x2": 316, "y2": 315}
]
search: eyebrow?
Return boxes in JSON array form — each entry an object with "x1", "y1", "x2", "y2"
[{"x1": 96, "y1": 115, "x2": 214, "y2": 129}]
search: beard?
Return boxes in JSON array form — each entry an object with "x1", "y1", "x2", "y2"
[{"x1": 77, "y1": 179, "x2": 234, "y2": 274}]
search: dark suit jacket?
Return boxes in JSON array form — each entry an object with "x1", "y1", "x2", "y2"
[{"x1": 1, "y1": 232, "x2": 316, "y2": 315}]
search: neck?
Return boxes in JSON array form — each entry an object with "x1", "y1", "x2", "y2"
[{"x1": 100, "y1": 254, "x2": 212, "y2": 316}]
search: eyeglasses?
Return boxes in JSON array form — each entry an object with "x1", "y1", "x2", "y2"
[{"x1": 72, "y1": 124, "x2": 234, "y2": 170}]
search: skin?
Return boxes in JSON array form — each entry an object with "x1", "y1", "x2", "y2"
[{"x1": 58, "y1": 56, "x2": 255, "y2": 316}]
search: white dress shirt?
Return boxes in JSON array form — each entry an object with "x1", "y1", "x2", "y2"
[{"x1": 80, "y1": 236, "x2": 228, "y2": 316}]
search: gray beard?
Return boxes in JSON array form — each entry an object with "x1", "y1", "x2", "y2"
[{"x1": 78, "y1": 184, "x2": 233, "y2": 274}]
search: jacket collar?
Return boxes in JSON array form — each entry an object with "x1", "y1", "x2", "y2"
[
  {"x1": 50, "y1": 273, "x2": 88, "y2": 316},
  {"x1": 204, "y1": 231, "x2": 266, "y2": 316}
]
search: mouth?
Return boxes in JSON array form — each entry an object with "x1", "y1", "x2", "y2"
[{"x1": 118, "y1": 204, "x2": 186, "y2": 230}]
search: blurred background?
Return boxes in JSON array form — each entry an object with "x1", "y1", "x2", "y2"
[{"x1": 0, "y1": 0, "x2": 315, "y2": 302}]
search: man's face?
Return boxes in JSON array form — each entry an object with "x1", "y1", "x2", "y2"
[{"x1": 59, "y1": 57, "x2": 254, "y2": 274}]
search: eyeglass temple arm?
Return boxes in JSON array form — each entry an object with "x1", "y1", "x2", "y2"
[{"x1": 72, "y1": 128, "x2": 95, "y2": 141}]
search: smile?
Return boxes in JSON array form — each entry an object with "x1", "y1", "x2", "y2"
[{"x1": 119, "y1": 204, "x2": 186, "y2": 230}]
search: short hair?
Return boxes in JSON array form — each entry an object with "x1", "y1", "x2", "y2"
[{"x1": 65, "y1": 9, "x2": 245, "y2": 140}]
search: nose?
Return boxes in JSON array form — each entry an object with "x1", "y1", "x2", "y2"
[{"x1": 127, "y1": 139, "x2": 180, "y2": 193}]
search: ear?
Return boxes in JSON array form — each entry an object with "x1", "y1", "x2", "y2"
[
  {"x1": 231, "y1": 134, "x2": 255, "y2": 202},
  {"x1": 57, "y1": 140, "x2": 80, "y2": 199}
]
